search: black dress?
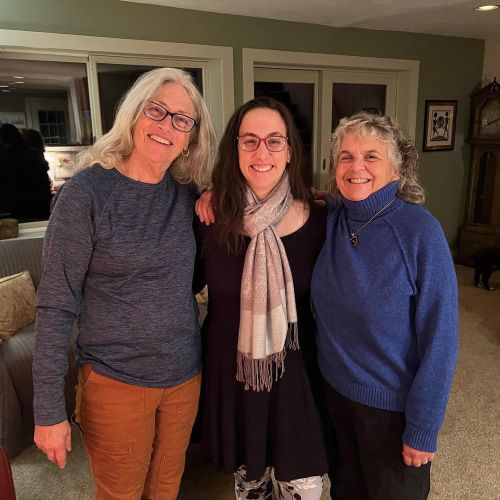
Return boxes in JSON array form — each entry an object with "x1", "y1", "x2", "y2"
[{"x1": 194, "y1": 203, "x2": 328, "y2": 482}]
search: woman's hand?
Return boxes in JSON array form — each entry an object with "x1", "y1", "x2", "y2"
[
  {"x1": 310, "y1": 187, "x2": 331, "y2": 207},
  {"x1": 402, "y1": 443, "x2": 435, "y2": 467},
  {"x1": 195, "y1": 190, "x2": 215, "y2": 225},
  {"x1": 34, "y1": 420, "x2": 72, "y2": 469}
]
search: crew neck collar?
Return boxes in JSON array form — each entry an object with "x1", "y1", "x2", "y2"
[{"x1": 112, "y1": 166, "x2": 172, "y2": 189}]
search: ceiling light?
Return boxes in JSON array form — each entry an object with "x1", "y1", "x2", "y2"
[
  {"x1": 12, "y1": 75, "x2": 24, "y2": 79},
  {"x1": 474, "y1": 4, "x2": 499, "y2": 11},
  {"x1": 11, "y1": 81, "x2": 24, "y2": 84},
  {"x1": 0, "y1": 85, "x2": 9, "y2": 88},
  {"x1": 1, "y1": 89, "x2": 11, "y2": 92}
]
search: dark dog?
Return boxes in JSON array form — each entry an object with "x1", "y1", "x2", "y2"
[{"x1": 473, "y1": 247, "x2": 500, "y2": 291}]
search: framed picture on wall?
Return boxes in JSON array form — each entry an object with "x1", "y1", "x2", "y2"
[{"x1": 423, "y1": 100, "x2": 457, "y2": 151}]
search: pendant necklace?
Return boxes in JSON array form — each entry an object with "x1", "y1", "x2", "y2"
[{"x1": 346, "y1": 197, "x2": 396, "y2": 247}]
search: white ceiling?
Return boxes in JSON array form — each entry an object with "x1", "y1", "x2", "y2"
[{"x1": 120, "y1": 0, "x2": 500, "y2": 41}]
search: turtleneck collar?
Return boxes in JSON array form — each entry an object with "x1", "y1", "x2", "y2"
[{"x1": 341, "y1": 181, "x2": 402, "y2": 222}]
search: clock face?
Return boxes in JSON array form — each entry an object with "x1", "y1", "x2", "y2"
[{"x1": 479, "y1": 98, "x2": 500, "y2": 135}]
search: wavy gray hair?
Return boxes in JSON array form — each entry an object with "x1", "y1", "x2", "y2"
[
  {"x1": 330, "y1": 112, "x2": 425, "y2": 204},
  {"x1": 76, "y1": 67, "x2": 216, "y2": 190}
]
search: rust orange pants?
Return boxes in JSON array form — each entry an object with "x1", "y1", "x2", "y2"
[{"x1": 74, "y1": 365, "x2": 201, "y2": 500}]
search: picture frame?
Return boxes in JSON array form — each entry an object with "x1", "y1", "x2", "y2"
[{"x1": 423, "y1": 100, "x2": 457, "y2": 151}]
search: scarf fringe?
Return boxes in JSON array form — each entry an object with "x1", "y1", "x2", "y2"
[
  {"x1": 236, "y1": 321, "x2": 299, "y2": 392},
  {"x1": 286, "y1": 321, "x2": 299, "y2": 350}
]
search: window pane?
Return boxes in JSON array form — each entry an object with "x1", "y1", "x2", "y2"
[
  {"x1": 331, "y1": 83, "x2": 386, "y2": 132},
  {"x1": 0, "y1": 58, "x2": 93, "y2": 222}
]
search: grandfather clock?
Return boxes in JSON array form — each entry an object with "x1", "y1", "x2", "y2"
[{"x1": 459, "y1": 78, "x2": 500, "y2": 260}]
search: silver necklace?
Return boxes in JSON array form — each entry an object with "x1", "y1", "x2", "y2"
[{"x1": 346, "y1": 197, "x2": 396, "y2": 247}]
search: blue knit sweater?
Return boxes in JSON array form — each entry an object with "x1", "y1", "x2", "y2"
[{"x1": 311, "y1": 182, "x2": 458, "y2": 453}]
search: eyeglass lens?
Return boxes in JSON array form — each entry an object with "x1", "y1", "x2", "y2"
[
  {"x1": 143, "y1": 101, "x2": 196, "y2": 132},
  {"x1": 238, "y1": 135, "x2": 287, "y2": 152}
]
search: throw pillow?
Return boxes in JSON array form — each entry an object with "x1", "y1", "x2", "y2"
[{"x1": 0, "y1": 271, "x2": 37, "y2": 340}]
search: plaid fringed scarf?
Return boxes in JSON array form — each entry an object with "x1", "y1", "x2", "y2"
[{"x1": 236, "y1": 173, "x2": 299, "y2": 392}]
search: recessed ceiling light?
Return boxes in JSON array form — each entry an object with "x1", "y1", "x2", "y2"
[
  {"x1": 12, "y1": 75, "x2": 25, "y2": 79},
  {"x1": 1, "y1": 89, "x2": 11, "y2": 92},
  {"x1": 0, "y1": 85, "x2": 9, "y2": 88},
  {"x1": 474, "y1": 4, "x2": 499, "y2": 11},
  {"x1": 11, "y1": 81, "x2": 24, "y2": 84}
]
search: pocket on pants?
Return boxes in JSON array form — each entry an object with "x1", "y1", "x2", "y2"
[
  {"x1": 76, "y1": 367, "x2": 149, "y2": 455},
  {"x1": 74, "y1": 365, "x2": 97, "y2": 435},
  {"x1": 93, "y1": 440, "x2": 150, "y2": 471},
  {"x1": 175, "y1": 373, "x2": 201, "y2": 428},
  {"x1": 78, "y1": 364, "x2": 97, "y2": 390}
]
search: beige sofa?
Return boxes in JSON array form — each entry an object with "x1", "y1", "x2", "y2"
[{"x1": 0, "y1": 234, "x2": 78, "y2": 458}]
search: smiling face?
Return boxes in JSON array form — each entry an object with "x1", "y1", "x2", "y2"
[
  {"x1": 129, "y1": 81, "x2": 195, "y2": 172},
  {"x1": 238, "y1": 107, "x2": 290, "y2": 200},
  {"x1": 335, "y1": 131, "x2": 399, "y2": 201}
]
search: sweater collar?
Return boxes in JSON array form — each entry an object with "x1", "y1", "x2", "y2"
[{"x1": 341, "y1": 182, "x2": 401, "y2": 222}]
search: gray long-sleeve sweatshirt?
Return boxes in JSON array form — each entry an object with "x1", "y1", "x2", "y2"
[{"x1": 33, "y1": 165, "x2": 201, "y2": 425}]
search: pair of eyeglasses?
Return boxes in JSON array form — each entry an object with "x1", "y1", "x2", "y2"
[
  {"x1": 143, "y1": 100, "x2": 197, "y2": 133},
  {"x1": 237, "y1": 134, "x2": 288, "y2": 152}
]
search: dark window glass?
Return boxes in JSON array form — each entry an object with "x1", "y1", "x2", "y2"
[
  {"x1": 0, "y1": 58, "x2": 92, "y2": 221},
  {"x1": 331, "y1": 83, "x2": 386, "y2": 132}
]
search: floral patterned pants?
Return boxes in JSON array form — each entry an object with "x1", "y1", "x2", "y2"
[{"x1": 234, "y1": 465, "x2": 323, "y2": 500}]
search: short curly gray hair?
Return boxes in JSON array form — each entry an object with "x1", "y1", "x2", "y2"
[{"x1": 330, "y1": 112, "x2": 425, "y2": 204}]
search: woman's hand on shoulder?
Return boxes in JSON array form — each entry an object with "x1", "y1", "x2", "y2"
[
  {"x1": 195, "y1": 190, "x2": 215, "y2": 225},
  {"x1": 402, "y1": 443, "x2": 435, "y2": 467},
  {"x1": 310, "y1": 186, "x2": 332, "y2": 207}
]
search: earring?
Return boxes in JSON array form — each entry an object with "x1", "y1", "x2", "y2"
[{"x1": 182, "y1": 147, "x2": 190, "y2": 157}]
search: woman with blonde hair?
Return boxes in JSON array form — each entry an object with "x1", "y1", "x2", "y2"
[{"x1": 33, "y1": 67, "x2": 216, "y2": 499}]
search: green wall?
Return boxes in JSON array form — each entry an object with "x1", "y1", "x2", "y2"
[{"x1": 0, "y1": 0, "x2": 484, "y2": 246}]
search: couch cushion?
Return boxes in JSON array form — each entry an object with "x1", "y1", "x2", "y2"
[{"x1": 0, "y1": 271, "x2": 37, "y2": 340}]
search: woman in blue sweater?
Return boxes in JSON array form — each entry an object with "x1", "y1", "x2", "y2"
[{"x1": 311, "y1": 112, "x2": 458, "y2": 500}]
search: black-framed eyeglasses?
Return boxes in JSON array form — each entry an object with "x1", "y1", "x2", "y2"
[
  {"x1": 143, "y1": 100, "x2": 197, "y2": 133},
  {"x1": 237, "y1": 134, "x2": 289, "y2": 152}
]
